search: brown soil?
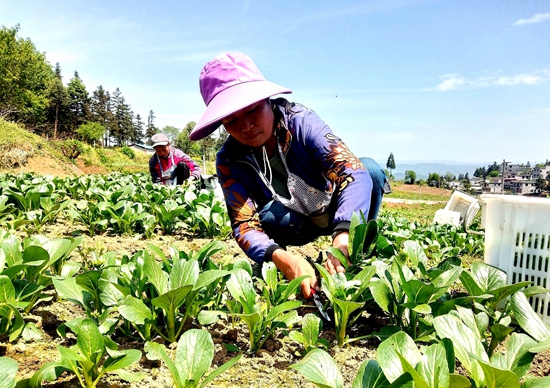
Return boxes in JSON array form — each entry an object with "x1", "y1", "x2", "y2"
[
  {"x1": 390, "y1": 182, "x2": 452, "y2": 197},
  {"x1": 13, "y1": 155, "x2": 82, "y2": 177},
  {"x1": 3, "y1": 150, "x2": 113, "y2": 177},
  {"x1": 2, "y1": 154, "x2": 549, "y2": 387}
]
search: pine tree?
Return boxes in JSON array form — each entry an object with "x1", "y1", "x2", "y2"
[
  {"x1": 111, "y1": 88, "x2": 134, "y2": 145},
  {"x1": 146, "y1": 110, "x2": 158, "y2": 143},
  {"x1": 67, "y1": 71, "x2": 90, "y2": 134},
  {"x1": 90, "y1": 86, "x2": 112, "y2": 147},
  {"x1": 386, "y1": 152, "x2": 396, "y2": 179},
  {"x1": 47, "y1": 63, "x2": 70, "y2": 139},
  {"x1": 133, "y1": 114, "x2": 145, "y2": 144}
]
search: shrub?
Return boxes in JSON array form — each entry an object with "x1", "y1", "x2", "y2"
[
  {"x1": 59, "y1": 139, "x2": 84, "y2": 160},
  {"x1": 96, "y1": 149, "x2": 108, "y2": 164},
  {"x1": 120, "y1": 146, "x2": 135, "y2": 159},
  {"x1": 75, "y1": 122, "x2": 105, "y2": 145}
]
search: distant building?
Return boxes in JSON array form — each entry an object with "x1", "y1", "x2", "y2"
[
  {"x1": 128, "y1": 143, "x2": 154, "y2": 154},
  {"x1": 483, "y1": 177, "x2": 504, "y2": 193},
  {"x1": 509, "y1": 179, "x2": 539, "y2": 195},
  {"x1": 482, "y1": 161, "x2": 547, "y2": 195},
  {"x1": 534, "y1": 165, "x2": 550, "y2": 180},
  {"x1": 469, "y1": 177, "x2": 484, "y2": 194}
]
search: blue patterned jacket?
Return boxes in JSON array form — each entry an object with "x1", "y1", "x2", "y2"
[{"x1": 216, "y1": 98, "x2": 373, "y2": 263}]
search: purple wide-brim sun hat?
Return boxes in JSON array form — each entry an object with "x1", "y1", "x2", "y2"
[{"x1": 190, "y1": 52, "x2": 292, "y2": 141}]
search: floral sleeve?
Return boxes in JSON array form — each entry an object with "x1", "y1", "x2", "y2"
[
  {"x1": 216, "y1": 160, "x2": 277, "y2": 263},
  {"x1": 297, "y1": 110, "x2": 373, "y2": 232}
]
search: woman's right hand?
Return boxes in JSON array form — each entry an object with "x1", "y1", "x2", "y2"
[{"x1": 271, "y1": 249, "x2": 318, "y2": 299}]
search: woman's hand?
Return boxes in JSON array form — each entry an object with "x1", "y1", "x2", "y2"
[
  {"x1": 271, "y1": 249, "x2": 317, "y2": 299},
  {"x1": 324, "y1": 231, "x2": 350, "y2": 275}
]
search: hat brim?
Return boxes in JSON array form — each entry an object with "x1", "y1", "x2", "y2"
[
  {"x1": 153, "y1": 141, "x2": 169, "y2": 147},
  {"x1": 190, "y1": 80, "x2": 292, "y2": 141}
]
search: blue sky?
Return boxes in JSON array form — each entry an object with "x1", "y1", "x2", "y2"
[{"x1": 2, "y1": 0, "x2": 549, "y2": 165}]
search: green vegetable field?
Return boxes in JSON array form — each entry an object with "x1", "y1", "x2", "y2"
[{"x1": 0, "y1": 169, "x2": 549, "y2": 387}]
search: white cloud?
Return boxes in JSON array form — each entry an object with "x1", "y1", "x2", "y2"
[
  {"x1": 435, "y1": 70, "x2": 550, "y2": 91},
  {"x1": 528, "y1": 108, "x2": 550, "y2": 113},
  {"x1": 436, "y1": 74, "x2": 468, "y2": 91},
  {"x1": 513, "y1": 13, "x2": 550, "y2": 26}
]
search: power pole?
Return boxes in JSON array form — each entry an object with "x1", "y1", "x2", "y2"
[{"x1": 501, "y1": 159, "x2": 505, "y2": 194}]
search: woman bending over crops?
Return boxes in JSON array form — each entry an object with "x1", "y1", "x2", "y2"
[
  {"x1": 149, "y1": 133, "x2": 202, "y2": 186},
  {"x1": 190, "y1": 52, "x2": 389, "y2": 298}
]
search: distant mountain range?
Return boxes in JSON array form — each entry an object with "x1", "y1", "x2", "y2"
[{"x1": 374, "y1": 161, "x2": 481, "y2": 180}]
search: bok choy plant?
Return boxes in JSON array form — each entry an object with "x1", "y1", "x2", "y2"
[
  {"x1": 312, "y1": 212, "x2": 379, "y2": 347},
  {"x1": 289, "y1": 313, "x2": 329, "y2": 354},
  {"x1": 53, "y1": 270, "x2": 120, "y2": 334},
  {"x1": 290, "y1": 348, "x2": 391, "y2": 388},
  {"x1": 457, "y1": 261, "x2": 550, "y2": 356},
  {"x1": 65, "y1": 199, "x2": 109, "y2": 237},
  {"x1": 25, "y1": 318, "x2": 144, "y2": 388},
  {"x1": 434, "y1": 304, "x2": 550, "y2": 388},
  {"x1": 150, "y1": 199, "x2": 187, "y2": 235},
  {"x1": 315, "y1": 263, "x2": 376, "y2": 347},
  {"x1": 225, "y1": 265, "x2": 304, "y2": 352},
  {"x1": 368, "y1": 240, "x2": 465, "y2": 342},
  {"x1": 145, "y1": 329, "x2": 242, "y2": 388},
  {"x1": 0, "y1": 275, "x2": 26, "y2": 342},
  {"x1": 1, "y1": 233, "x2": 83, "y2": 314},
  {"x1": 291, "y1": 331, "x2": 472, "y2": 388},
  {"x1": 116, "y1": 248, "x2": 230, "y2": 343},
  {"x1": 0, "y1": 356, "x2": 18, "y2": 388}
]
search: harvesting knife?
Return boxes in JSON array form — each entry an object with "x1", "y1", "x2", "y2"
[{"x1": 311, "y1": 289, "x2": 331, "y2": 322}]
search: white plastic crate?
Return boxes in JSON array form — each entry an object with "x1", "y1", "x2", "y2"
[
  {"x1": 480, "y1": 194, "x2": 550, "y2": 323},
  {"x1": 433, "y1": 209, "x2": 461, "y2": 226},
  {"x1": 433, "y1": 191, "x2": 480, "y2": 228}
]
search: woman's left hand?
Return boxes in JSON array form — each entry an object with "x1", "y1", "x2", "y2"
[{"x1": 324, "y1": 231, "x2": 350, "y2": 275}]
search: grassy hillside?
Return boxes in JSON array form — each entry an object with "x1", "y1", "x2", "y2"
[{"x1": 0, "y1": 118, "x2": 150, "y2": 175}]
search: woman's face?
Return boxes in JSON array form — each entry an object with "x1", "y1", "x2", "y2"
[
  {"x1": 221, "y1": 100, "x2": 275, "y2": 149},
  {"x1": 154, "y1": 144, "x2": 170, "y2": 158}
]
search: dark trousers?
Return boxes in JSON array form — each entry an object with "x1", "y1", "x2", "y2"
[
  {"x1": 175, "y1": 162, "x2": 191, "y2": 184},
  {"x1": 259, "y1": 157, "x2": 389, "y2": 248}
]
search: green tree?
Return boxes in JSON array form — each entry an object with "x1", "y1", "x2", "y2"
[
  {"x1": 76, "y1": 122, "x2": 105, "y2": 145},
  {"x1": 0, "y1": 24, "x2": 54, "y2": 125},
  {"x1": 162, "y1": 125, "x2": 180, "y2": 143},
  {"x1": 47, "y1": 63, "x2": 70, "y2": 139},
  {"x1": 215, "y1": 128, "x2": 229, "y2": 151},
  {"x1": 145, "y1": 110, "x2": 158, "y2": 143},
  {"x1": 386, "y1": 152, "x2": 396, "y2": 179},
  {"x1": 133, "y1": 113, "x2": 145, "y2": 143},
  {"x1": 90, "y1": 85, "x2": 112, "y2": 147},
  {"x1": 444, "y1": 171, "x2": 455, "y2": 181},
  {"x1": 67, "y1": 71, "x2": 90, "y2": 134},
  {"x1": 486, "y1": 162, "x2": 500, "y2": 177},
  {"x1": 175, "y1": 121, "x2": 201, "y2": 156},
  {"x1": 535, "y1": 177, "x2": 545, "y2": 194},
  {"x1": 199, "y1": 133, "x2": 216, "y2": 162},
  {"x1": 473, "y1": 167, "x2": 486, "y2": 178},
  {"x1": 111, "y1": 88, "x2": 134, "y2": 145},
  {"x1": 427, "y1": 172, "x2": 440, "y2": 188},
  {"x1": 404, "y1": 170, "x2": 416, "y2": 184}
]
